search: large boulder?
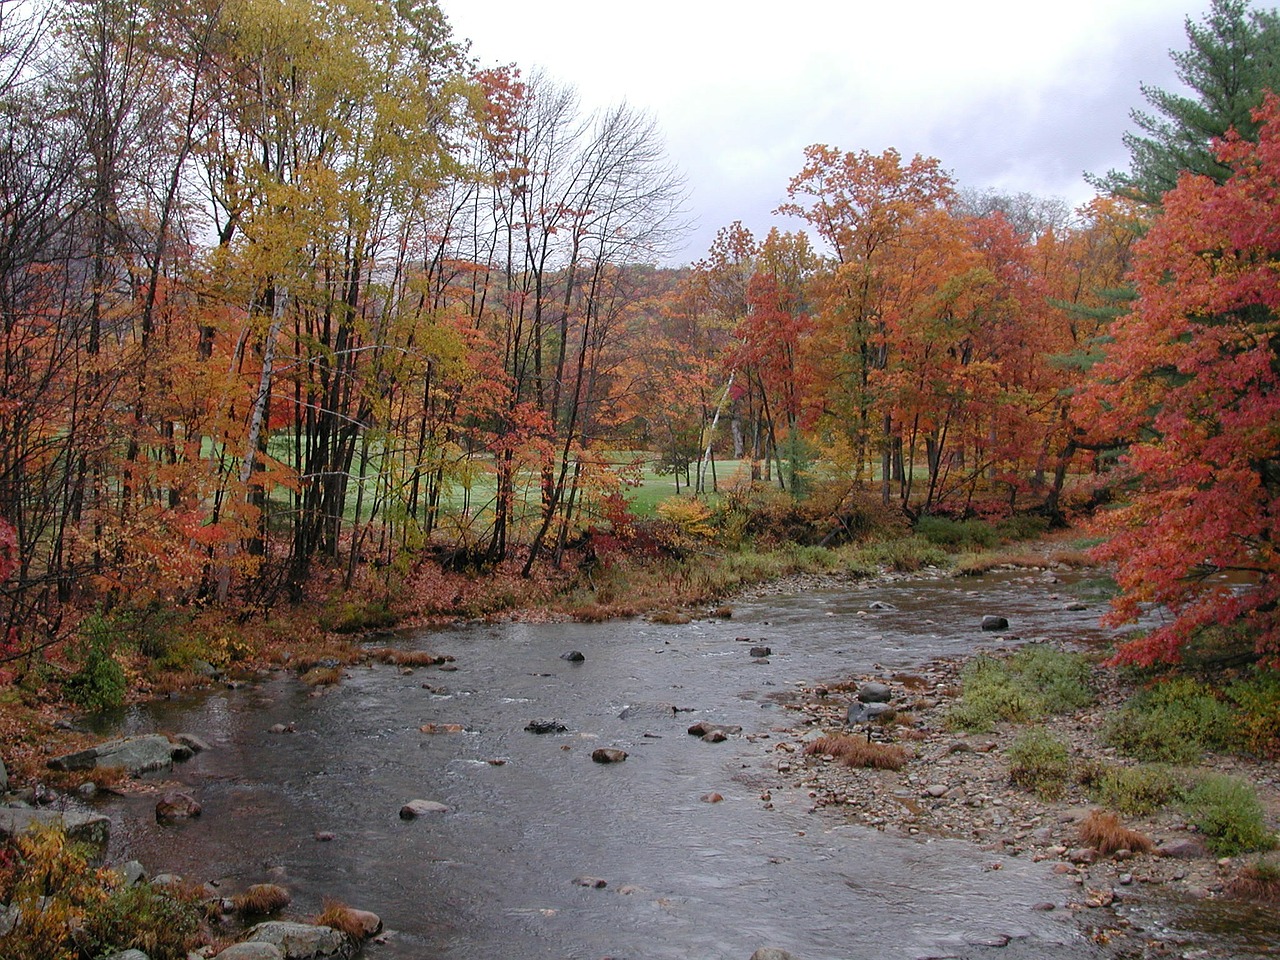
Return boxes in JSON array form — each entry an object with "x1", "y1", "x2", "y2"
[
  {"x1": 244, "y1": 921, "x2": 356, "y2": 960},
  {"x1": 0, "y1": 807, "x2": 110, "y2": 852},
  {"x1": 46, "y1": 734, "x2": 191, "y2": 775},
  {"x1": 856, "y1": 682, "x2": 892, "y2": 703}
]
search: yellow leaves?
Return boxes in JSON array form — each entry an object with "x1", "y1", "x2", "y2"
[{"x1": 656, "y1": 496, "x2": 716, "y2": 541}]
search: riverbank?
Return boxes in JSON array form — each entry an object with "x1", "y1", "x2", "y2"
[{"x1": 743, "y1": 572, "x2": 1280, "y2": 960}]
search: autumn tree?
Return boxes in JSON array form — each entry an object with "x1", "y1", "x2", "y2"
[{"x1": 1078, "y1": 95, "x2": 1280, "y2": 666}]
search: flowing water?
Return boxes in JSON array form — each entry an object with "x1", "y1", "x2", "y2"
[{"x1": 86, "y1": 570, "x2": 1269, "y2": 960}]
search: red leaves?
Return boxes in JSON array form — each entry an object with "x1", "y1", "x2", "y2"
[{"x1": 1082, "y1": 94, "x2": 1280, "y2": 666}]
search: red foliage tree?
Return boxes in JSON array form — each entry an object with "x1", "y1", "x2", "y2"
[{"x1": 1078, "y1": 96, "x2": 1280, "y2": 666}]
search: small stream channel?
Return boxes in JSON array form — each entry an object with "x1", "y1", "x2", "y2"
[{"x1": 88, "y1": 570, "x2": 1271, "y2": 960}]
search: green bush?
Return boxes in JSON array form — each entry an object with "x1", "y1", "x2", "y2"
[
  {"x1": 915, "y1": 516, "x2": 998, "y2": 550},
  {"x1": 945, "y1": 645, "x2": 1094, "y2": 733},
  {"x1": 80, "y1": 882, "x2": 202, "y2": 960},
  {"x1": 63, "y1": 614, "x2": 127, "y2": 712},
  {"x1": 1103, "y1": 676, "x2": 1235, "y2": 763},
  {"x1": 994, "y1": 514, "x2": 1050, "y2": 542},
  {"x1": 1183, "y1": 774, "x2": 1277, "y2": 856},
  {"x1": 1088, "y1": 764, "x2": 1181, "y2": 816},
  {"x1": 1008, "y1": 726, "x2": 1072, "y2": 799},
  {"x1": 318, "y1": 600, "x2": 398, "y2": 634},
  {"x1": 1229, "y1": 671, "x2": 1280, "y2": 759}
]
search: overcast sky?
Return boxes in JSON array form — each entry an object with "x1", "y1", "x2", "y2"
[{"x1": 438, "y1": 0, "x2": 1207, "y2": 265}]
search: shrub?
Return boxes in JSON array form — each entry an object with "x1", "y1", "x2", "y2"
[
  {"x1": 915, "y1": 516, "x2": 998, "y2": 550},
  {"x1": 1229, "y1": 671, "x2": 1280, "y2": 759},
  {"x1": 1007, "y1": 727, "x2": 1072, "y2": 799},
  {"x1": 1079, "y1": 809, "x2": 1155, "y2": 855},
  {"x1": 945, "y1": 645, "x2": 1093, "y2": 733},
  {"x1": 1183, "y1": 774, "x2": 1277, "y2": 856},
  {"x1": 1088, "y1": 764, "x2": 1181, "y2": 816},
  {"x1": 62, "y1": 624, "x2": 126, "y2": 716},
  {"x1": 80, "y1": 882, "x2": 202, "y2": 960},
  {"x1": 319, "y1": 600, "x2": 398, "y2": 634},
  {"x1": 803, "y1": 734, "x2": 908, "y2": 771},
  {"x1": 1103, "y1": 677, "x2": 1235, "y2": 763}
]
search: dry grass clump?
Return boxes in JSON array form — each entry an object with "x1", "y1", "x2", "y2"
[
  {"x1": 301, "y1": 665, "x2": 343, "y2": 686},
  {"x1": 314, "y1": 898, "x2": 367, "y2": 939},
  {"x1": 1079, "y1": 809, "x2": 1155, "y2": 856},
  {"x1": 368, "y1": 648, "x2": 446, "y2": 667},
  {"x1": 803, "y1": 734, "x2": 908, "y2": 770},
  {"x1": 232, "y1": 882, "x2": 291, "y2": 916},
  {"x1": 649, "y1": 609, "x2": 692, "y2": 625},
  {"x1": 1226, "y1": 861, "x2": 1280, "y2": 901}
]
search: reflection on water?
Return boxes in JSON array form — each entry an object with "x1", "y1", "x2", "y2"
[{"x1": 85, "y1": 571, "x2": 1256, "y2": 959}]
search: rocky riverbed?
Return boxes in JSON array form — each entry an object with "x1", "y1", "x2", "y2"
[{"x1": 759, "y1": 643, "x2": 1280, "y2": 960}]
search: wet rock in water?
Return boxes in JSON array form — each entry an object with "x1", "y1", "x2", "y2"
[
  {"x1": 856, "y1": 682, "x2": 892, "y2": 703},
  {"x1": 0, "y1": 807, "x2": 110, "y2": 853},
  {"x1": 750, "y1": 950, "x2": 797, "y2": 960},
  {"x1": 244, "y1": 920, "x2": 356, "y2": 960},
  {"x1": 1158, "y1": 838, "x2": 1209, "y2": 859},
  {"x1": 156, "y1": 791, "x2": 202, "y2": 822},
  {"x1": 560, "y1": 650, "x2": 585, "y2": 662},
  {"x1": 117, "y1": 860, "x2": 147, "y2": 886},
  {"x1": 524, "y1": 719, "x2": 568, "y2": 734},
  {"x1": 1030, "y1": 901, "x2": 1056, "y2": 911},
  {"x1": 346, "y1": 908, "x2": 383, "y2": 938},
  {"x1": 618, "y1": 702, "x2": 677, "y2": 720},
  {"x1": 173, "y1": 732, "x2": 212, "y2": 753},
  {"x1": 846, "y1": 701, "x2": 895, "y2": 725},
  {"x1": 1064, "y1": 601, "x2": 1088, "y2": 611},
  {"x1": 981, "y1": 615, "x2": 1009, "y2": 631},
  {"x1": 687, "y1": 721, "x2": 742, "y2": 740},
  {"x1": 419, "y1": 723, "x2": 465, "y2": 734},
  {"x1": 314, "y1": 831, "x2": 336, "y2": 842},
  {"x1": 399, "y1": 799, "x2": 449, "y2": 818},
  {"x1": 213, "y1": 943, "x2": 285, "y2": 960},
  {"x1": 868, "y1": 600, "x2": 896, "y2": 611},
  {"x1": 749, "y1": 646, "x2": 772, "y2": 658},
  {"x1": 700, "y1": 792, "x2": 724, "y2": 803},
  {"x1": 100, "y1": 950, "x2": 150, "y2": 960},
  {"x1": 46, "y1": 733, "x2": 188, "y2": 775},
  {"x1": 268, "y1": 723, "x2": 296, "y2": 735},
  {"x1": 591, "y1": 748, "x2": 627, "y2": 764},
  {"x1": 573, "y1": 875, "x2": 607, "y2": 888}
]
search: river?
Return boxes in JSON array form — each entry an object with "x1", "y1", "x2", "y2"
[{"x1": 91, "y1": 570, "x2": 1273, "y2": 960}]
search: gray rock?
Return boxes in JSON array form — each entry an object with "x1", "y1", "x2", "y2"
[
  {"x1": 981, "y1": 615, "x2": 1009, "y2": 631},
  {"x1": 856, "y1": 682, "x2": 892, "y2": 703},
  {"x1": 868, "y1": 600, "x2": 896, "y2": 610},
  {"x1": 245, "y1": 921, "x2": 355, "y2": 960},
  {"x1": 0, "y1": 755, "x2": 7, "y2": 793},
  {"x1": 846, "y1": 701, "x2": 895, "y2": 724},
  {"x1": 749, "y1": 646, "x2": 772, "y2": 658},
  {"x1": 399, "y1": 799, "x2": 448, "y2": 818},
  {"x1": 173, "y1": 733, "x2": 213, "y2": 753},
  {"x1": 213, "y1": 945, "x2": 284, "y2": 960},
  {"x1": 591, "y1": 748, "x2": 627, "y2": 764},
  {"x1": 560, "y1": 651, "x2": 585, "y2": 662},
  {"x1": 101, "y1": 951, "x2": 151, "y2": 960},
  {"x1": 1, "y1": 902, "x2": 19, "y2": 937},
  {"x1": 191, "y1": 659, "x2": 220, "y2": 678},
  {"x1": 618, "y1": 703, "x2": 677, "y2": 720},
  {"x1": 750, "y1": 950, "x2": 797, "y2": 960},
  {"x1": 0, "y1": 807, "x2": 110, "y2": 852},
  {"x1": 345, "y1": 908, "x2": 382, "y2": 938},
  {"x1": 572, "y1": 875, "x2": 607, "y2": 888},
  {"x1": 117, "y1": 859, "x2": 148, "y2": 886},
  {"x1": 46, "y1": 734, "x2": 186, "y2": 775},
  {"x1": 1158, "y1": 838, "x2": 1209, "y2": 859}
]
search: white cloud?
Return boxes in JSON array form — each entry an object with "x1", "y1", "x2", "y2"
[{"x1": 440, "y1": 0, "x2": 1211, "y2": 262}]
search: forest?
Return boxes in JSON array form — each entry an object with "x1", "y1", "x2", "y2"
[{"x1": 0, "y1": 0, "x2": 1278, "y2": 681}]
